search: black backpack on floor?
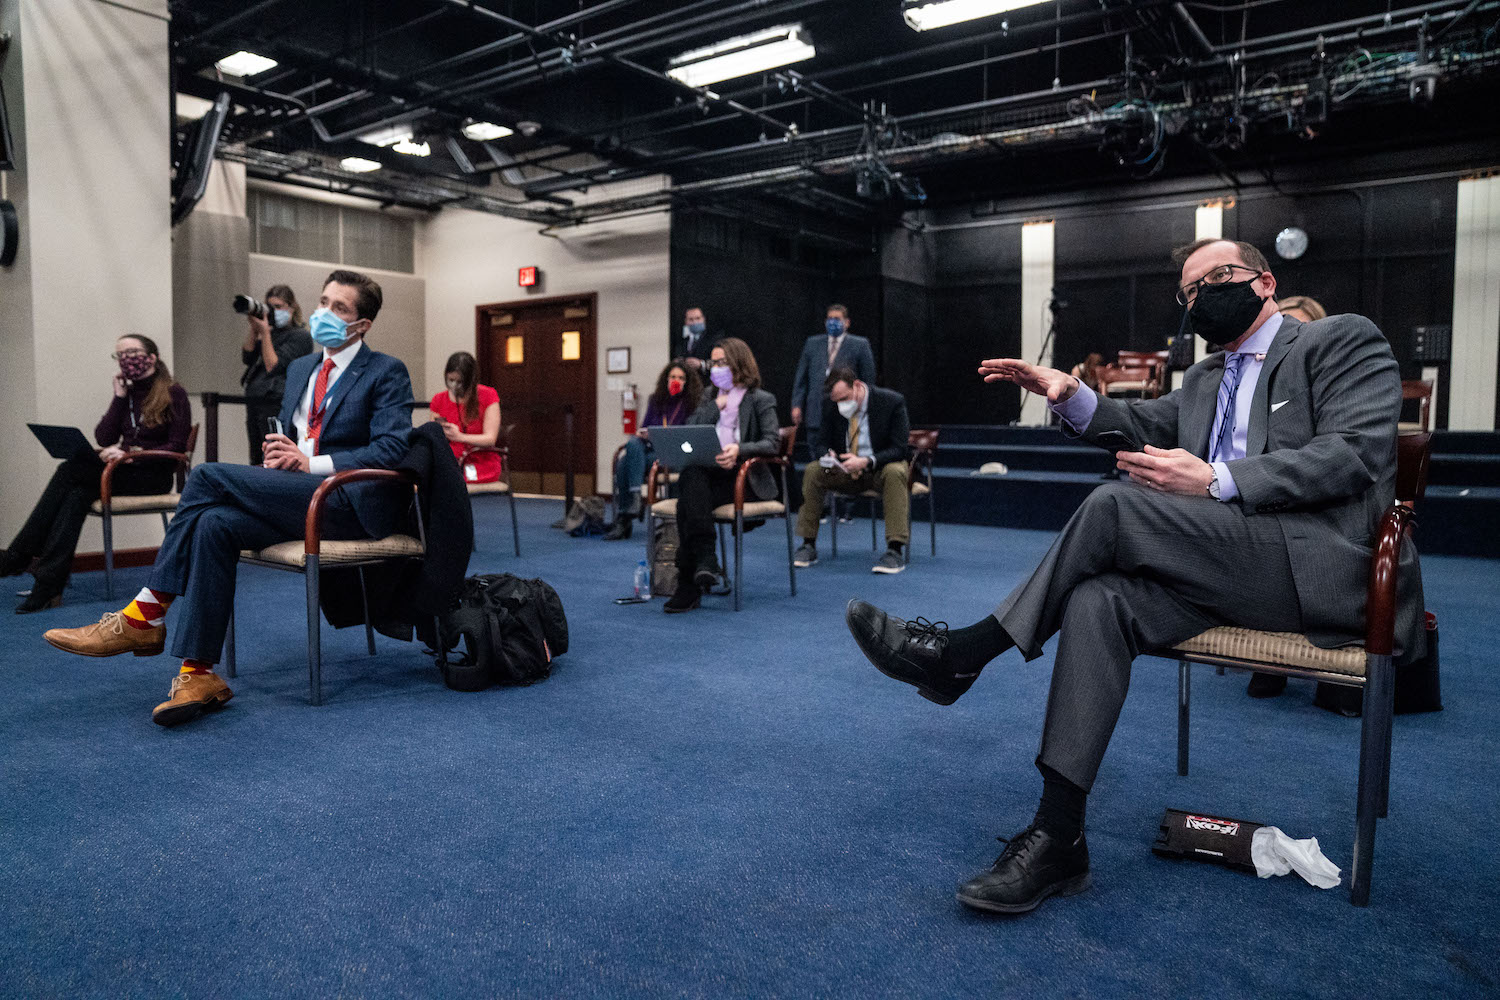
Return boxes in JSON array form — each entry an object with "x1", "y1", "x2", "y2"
[{"x1": 434, "y1": 574, "x2": 569, "y2": 691}]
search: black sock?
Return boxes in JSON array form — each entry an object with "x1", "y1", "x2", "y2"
[
  {"x1": 802, "y1": 538, "x2": 816, "y2": 550},
  {"x1": 944, "y1": 614, "x2": 1011, "y2": 669},
  {"x1": 888, "y1": 541, "x2": 903, "y2": 555},
  {"x1": 1033, "y1": 761, "x2": 1087, "y2": 840}
]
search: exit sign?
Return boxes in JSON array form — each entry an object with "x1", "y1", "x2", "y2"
[{"x1": 518, "y1": 266, "x2": 539, "y2": 287}]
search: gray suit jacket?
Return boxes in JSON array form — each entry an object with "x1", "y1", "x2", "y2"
[
  {"x1": 791, "y1": 333, "x2": 877, "y2": 427},
  {"x1": 690, "y1": 386, "x2": 781, "y2": 501},
  {"x1": 1075, "y1": 314, "x2": 1424, "y2": 660}
]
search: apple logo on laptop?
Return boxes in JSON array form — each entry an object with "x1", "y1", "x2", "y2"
[{"x1": 681, "y1": 442, "x2": 693, "y2": 453}]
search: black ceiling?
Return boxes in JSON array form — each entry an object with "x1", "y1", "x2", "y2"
[{"x1": 169, "y1": 0, "x2": 1500, "y2": 230}]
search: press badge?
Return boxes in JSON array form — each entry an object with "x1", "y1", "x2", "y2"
[{"x1": 464, "y1": 464, "x2": 478, "y2": 482}]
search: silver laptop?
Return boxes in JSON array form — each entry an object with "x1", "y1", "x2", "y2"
[{"x1": 647, "y1": 425, "x2": 726, "y2": 470}]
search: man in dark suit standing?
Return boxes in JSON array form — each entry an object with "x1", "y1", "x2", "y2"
[
  {"x1": 790, "y1": 304, "x2": 876, "y2": 435},
  {"x1": 45, "y1": 269, "x2": 416, "y2": 727},
  {"x1": 674, "y1": 306, "x2": 718, "y2": 371},
  {"x1": 794, "y1": 368, "x2": 911, "y2": 574},
  {"x1": 845, "y1": 239, "x2": 1424, "y2": 914}
]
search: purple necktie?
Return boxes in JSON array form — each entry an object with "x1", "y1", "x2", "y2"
[{"x1": 1210, "y1": 352, "x2": 1247, "y2": 463}]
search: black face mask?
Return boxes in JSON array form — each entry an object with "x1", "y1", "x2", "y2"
[{"x1": 1188, "y1": 278, "x2": 1266, "y2": 344}]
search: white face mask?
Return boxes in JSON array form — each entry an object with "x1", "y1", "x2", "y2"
[{"x1": 837, "y1": 398, "x2": 859, "y2": 418}]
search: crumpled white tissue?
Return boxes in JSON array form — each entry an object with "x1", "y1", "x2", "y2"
[{"x1": 1250, "y1": 826, "x2": 1342, "y2": 889}]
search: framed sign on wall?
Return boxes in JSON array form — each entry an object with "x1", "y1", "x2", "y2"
[{"x1": 606, "y1": 347, "x2": 631, "y2": 373}]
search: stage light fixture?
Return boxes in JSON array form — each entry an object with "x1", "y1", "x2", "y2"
[
  {"x1": 340, "y1": 156, "x2": 382, "y2": 173},
  {"x1": 215, "y1": 50, "x2": 278, "y2": 77},
  {"x1": 392, "y1": 138, "x2": 431, "y2": 157},
  {"x1": 902, "y1": 0, "x2": 1049, "y2": 32},
  {"x1": 667, "y1": 24, "x2": 815, "y2": 88},
  {"x1": 1275, "y1": 227, "x2": 1309, "y2": 260},
  {"x1": 462, "y1": 121, "x2": 514, "y2": 142}
]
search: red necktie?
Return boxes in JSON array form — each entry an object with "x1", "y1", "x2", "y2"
[{"x1": 306, "y1": 357, "x2": 337, "y2": 455}]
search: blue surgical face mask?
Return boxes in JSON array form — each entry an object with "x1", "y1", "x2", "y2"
[
  {"x1": 272, "y1": 308, "x2": 291, "y2": 329},
  {"x1": 687, "y1": 321, "x2": 706, "y2": 336},
  {"x1": 309, "y1": 307, "x2": 355, "y2": 349},
  {"x1": 825, "y1": 317, "x2": 845, "y2": 336}
]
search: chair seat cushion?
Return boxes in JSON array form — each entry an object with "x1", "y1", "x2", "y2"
[
  {"x1": 650, "y1": 498, "x2": 786, "y2": 520},
  {"x1": 466, "y1": 481, "x2": 510, "y2": 495},
  {"x1": 242, "y1": 534, "x2": 423, "y2": 568},
  {"x1": 1172, "y1": 626, "x2": 1367, "y2": 677},
  {"x1": 857, "y1": 483, "x2": 930, "y2": 498},
  {"x1": 1105, "y1": 381, "x2": 1152, "y2": 393},
  {"x1": 90, "y1": 494, "x2": 180, "y2": 515}
]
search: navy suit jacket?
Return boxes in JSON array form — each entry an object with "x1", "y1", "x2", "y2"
[
  {"x1": 790, "y1": 333, "x2": 876, "y2": 428},
  {"x1": 280, "y1": 342, "x2": 416, "y2": 538}
]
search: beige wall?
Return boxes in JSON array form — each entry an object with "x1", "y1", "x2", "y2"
[
  {"x1": 0, "y1": 0, "x2": 172, "y2": 553},
  {"x1": 416, "y1": 203, "x2": 672, "y2": 491}
]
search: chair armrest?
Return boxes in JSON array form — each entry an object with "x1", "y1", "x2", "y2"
[
  {"x1": 1365, "y1": 504, "x2": 1417, "y2": 657},
  {"x1": 464, "y1": 445, "x2": 509, "y2": 458},
  {"x1": 734, "y1": 455, "x2": 787, "y2": 509},
  {"x1": 305, "y1": 468, "x2": 418, "y2": 555},
  {"x1": 99, "y1": 450, "x2": 192, "y2": 506},
  {"x1": 646, "y1": 460, "x2": 663, "y2": 506}
]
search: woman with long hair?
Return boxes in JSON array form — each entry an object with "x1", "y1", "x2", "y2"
[
  {"x1": 0, "y1": 335, "x2": 191, "y2": 612},
  {"x1": 430, "y1": 351, "x2": 502, "y2": 482},
  {"x1": 1277, "y1": 295, "x2": 1327, "y2": 323},
  {"x1": 242, "y1": 283, "x2": 312, "y2": 465},
  {"x1": 604, "y1": 358, "x2": 705, "y2": 540},
  {"x1": 664, "y1": 338, "x2": 780, "y2": 613}
]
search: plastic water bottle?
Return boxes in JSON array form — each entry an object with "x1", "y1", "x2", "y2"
[{"x1": 634, "y1": 560, "x2": 651, "y2": 600}]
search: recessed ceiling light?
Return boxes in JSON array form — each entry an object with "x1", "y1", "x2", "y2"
[
  {"x1": 902, "y1": 0, "x2": 1048, "y2": 32},
  {"x1": 175, "y1": 93, "x2": 215, "y2": 120},
  {"x1": 215, "y1": 50, "x2": 278, "y2": 77},
  {"x1": 392, "y1": 138, "x2": 431, "y2": 157},
  {"x1": 340, "y1": 156, "x2": 382, "y2": 173},
  {"x1": 356, "y1": 125, "x2": 415, "y2": 148},
  {"x1": 462, "y1": 121, "x2": 514, "y2": 142},
  {"x1": 667, "y1": 24, "x2": 815, "y2": 88}
]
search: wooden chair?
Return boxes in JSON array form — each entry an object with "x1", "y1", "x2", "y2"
[
  {"x1": 89, "y1": 424, "x2": 199, "y2": 600},
  {"x1": 645, "y1": 426, "x2": 797, "y2": 611},
  {"x1": 1399, "y1": 380, "x2": 1433, "y2": 433},
  {"x1": 223, "y1": 468, "x2": 430, "y2": 706},
  {"x1": 829, "y1": 429, "x2": 939, "y2": 563},
  {"x1": 611, "y1": 437, "x2": 678, "y2": 522},
  {"x1": 463, "y1": 423, "x2": 519, "y2": 557},
  {"x1": 1098, "y1": 363, "x2": 1162, "y2": 399},
  {"x1": 1148, "y1": 431, "x2": 1432, "y2": 906}
]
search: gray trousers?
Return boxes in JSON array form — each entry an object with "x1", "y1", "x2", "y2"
[{"x1": 994, "y1": 481, "x2": 1303, "y2": 792}]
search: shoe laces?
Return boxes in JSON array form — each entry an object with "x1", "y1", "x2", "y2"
[
  {"x1": 901, "y1": 617, "x2": 949, "y2": 649},
  {"x1": 993, "y1": 824, "x2": 1043, "y2": 866},
  {"x1": 96, "y1": 611, "x2": 125, "y2": 636}
]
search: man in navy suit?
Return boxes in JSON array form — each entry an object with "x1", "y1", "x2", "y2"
[
  {"x1": 790, "y1": 304, "x2": 876, "y2": 435},
  {"x1": 45, "y1": 269, "x2": 415, "y2": 727}
]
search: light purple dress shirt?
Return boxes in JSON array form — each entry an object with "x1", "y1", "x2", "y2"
[
  {"x1": 716, "y1": 386, "x2": 746, "y2": 449},
  {"x1": 1050, "y1": 311, "x2": 1284, "y2": 502}
]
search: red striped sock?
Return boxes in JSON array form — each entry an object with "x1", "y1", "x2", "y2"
[{"x1": 122, "y1": 588, "x2": 173, "y2": 631}]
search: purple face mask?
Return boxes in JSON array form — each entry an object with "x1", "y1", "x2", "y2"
[
  {"x1": 119, "y1": 353, "x2": 155, "y2": 381},
  {"x1": 709, "y1": 365, "x2": 734, "y2": 390}
]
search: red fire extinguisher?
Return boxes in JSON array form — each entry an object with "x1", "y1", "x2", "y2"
[{"x1": 622, "y1": 383, "x2": 638, "y2": 435}]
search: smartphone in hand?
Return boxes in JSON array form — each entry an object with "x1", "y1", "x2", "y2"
[
  {"x1": 1094, "y1": 429, "x2": 1141, "y2": 453},
  {"x1": 265, "y1": 417, "x2": 284, "y2": 438}
]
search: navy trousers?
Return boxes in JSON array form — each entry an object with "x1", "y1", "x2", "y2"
[{"x1": 149, "y1": 464, "x2": 367, "y2": 663}]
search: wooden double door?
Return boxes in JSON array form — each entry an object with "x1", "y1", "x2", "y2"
[{"x1": 475, "y1": 293, "x2": 597, "y2": 497}]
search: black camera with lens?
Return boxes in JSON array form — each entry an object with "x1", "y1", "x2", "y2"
[{"x1": 232, "y1": 294, "x2": 268, "y2": 319}]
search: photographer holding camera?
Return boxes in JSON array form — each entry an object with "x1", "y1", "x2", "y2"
[{"x1": 239, "y1": 284, "x2": 312, "y2": 465}]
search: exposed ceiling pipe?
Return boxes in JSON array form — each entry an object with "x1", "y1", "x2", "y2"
[
  {"x1": 1171, "y1": 3, "x2": 1219, "y2": 60},
  {"x1": 179, "y1": 0, "x2": 297, "y2": 46},
  {"x1": 1209, "y1": 0, "x2": 1476, "y2": 53}
]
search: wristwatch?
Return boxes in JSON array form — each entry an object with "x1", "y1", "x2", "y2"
[{"x1": 1206, "y1": 471, "x2": 1221, "y2": 500}]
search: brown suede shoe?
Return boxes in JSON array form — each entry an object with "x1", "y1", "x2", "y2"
[
  {"x1": 44, "y1": 611, "x2": 165, "y2": 658},
  {"x1": 152, "y1": 672, "x2": 234, "y2": 727}
]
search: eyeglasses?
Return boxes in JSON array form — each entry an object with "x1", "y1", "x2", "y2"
[
  {"x1": 1176, "y1": 263, "x2": 1262, "y2": 306},
  {"x1": 111, "y1": 349, "x2": 149, "y2": 361}
]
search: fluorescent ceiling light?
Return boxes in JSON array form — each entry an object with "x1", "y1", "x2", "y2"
[
  {"x1": 902, "y1": 0, "x2": 1049, "y2": 31},
  {"x1": 462, "y1": 121, "x2": 514, "y2": 142},
  {"x1": 175, "y1": 92, "x2": 215, "y2": 120},
  {"x1": 356, "y1": 125, "x2": 415, "y2": 148},
  {"x1": 392, "y1": 138, "x2": 431, "y2": 157},
  {"x1": 340, "y1": 157, "x2": 382, "y2": 173},
  {"x1": 215, "y1": 50, "x2": 278, "y2": 77},
  {"x1": 667, "y1": 24, "x2": 815, "y2": 88}
]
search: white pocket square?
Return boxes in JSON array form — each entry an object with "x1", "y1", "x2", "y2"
[{"x1": 1271, "y1": 400, "x2": 1290, "y2": 413}]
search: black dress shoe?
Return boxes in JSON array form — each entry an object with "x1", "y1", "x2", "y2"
[
  {"x1": 664, "y1": 583, "x2": 701, "y2": 614},
  {"x1": 844, "y1": 599, "x2": 980, "y2": 706},
  {"x1": 15, "y1": 589, "x2": 62, "y2": 614},
  {"x1": 1247, "y1": 672, "x2": 1288, "y2": 698},
  {"x1": 692, "y1": 554, "x2": 723, "y2": 591},
  {"x1": 602, "y1": 516, "x2": 633, "y2": 541},
  {"x1": 957, "y1": 824, "x2": 1091, "y2": 915}
]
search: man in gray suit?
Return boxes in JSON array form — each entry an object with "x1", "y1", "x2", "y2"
[
  {"x1": 790, "y1": 304, "x2": 877, "y2": 433},
  {"x1": 846, "y1": 238, "x2": 1424, "y2": 915}
]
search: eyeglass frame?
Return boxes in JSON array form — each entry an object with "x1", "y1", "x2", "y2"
[
  {"x1": 110, "y1": 348, "x2": 150, "y2": 361},
  {"x1": 1175, "y1": 263, "x2": 1264, "y2": 306}
]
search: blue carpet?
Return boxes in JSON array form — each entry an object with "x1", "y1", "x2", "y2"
[{"x1": 2, "y1": 497, "x2": 1496, "y2": 998}]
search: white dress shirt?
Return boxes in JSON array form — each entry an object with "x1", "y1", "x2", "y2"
[{"x1": 292, "y1": 338, "x2": 364, "y2": 477}]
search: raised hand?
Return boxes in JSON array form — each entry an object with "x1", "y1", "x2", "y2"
[{"x1": 977, "y1": 358, "x2": 1079, "y2": 404}]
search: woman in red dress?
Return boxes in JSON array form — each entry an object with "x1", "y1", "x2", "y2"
[{"x1": 430, "y1": 352, "x2": 502, "y2": 483}]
